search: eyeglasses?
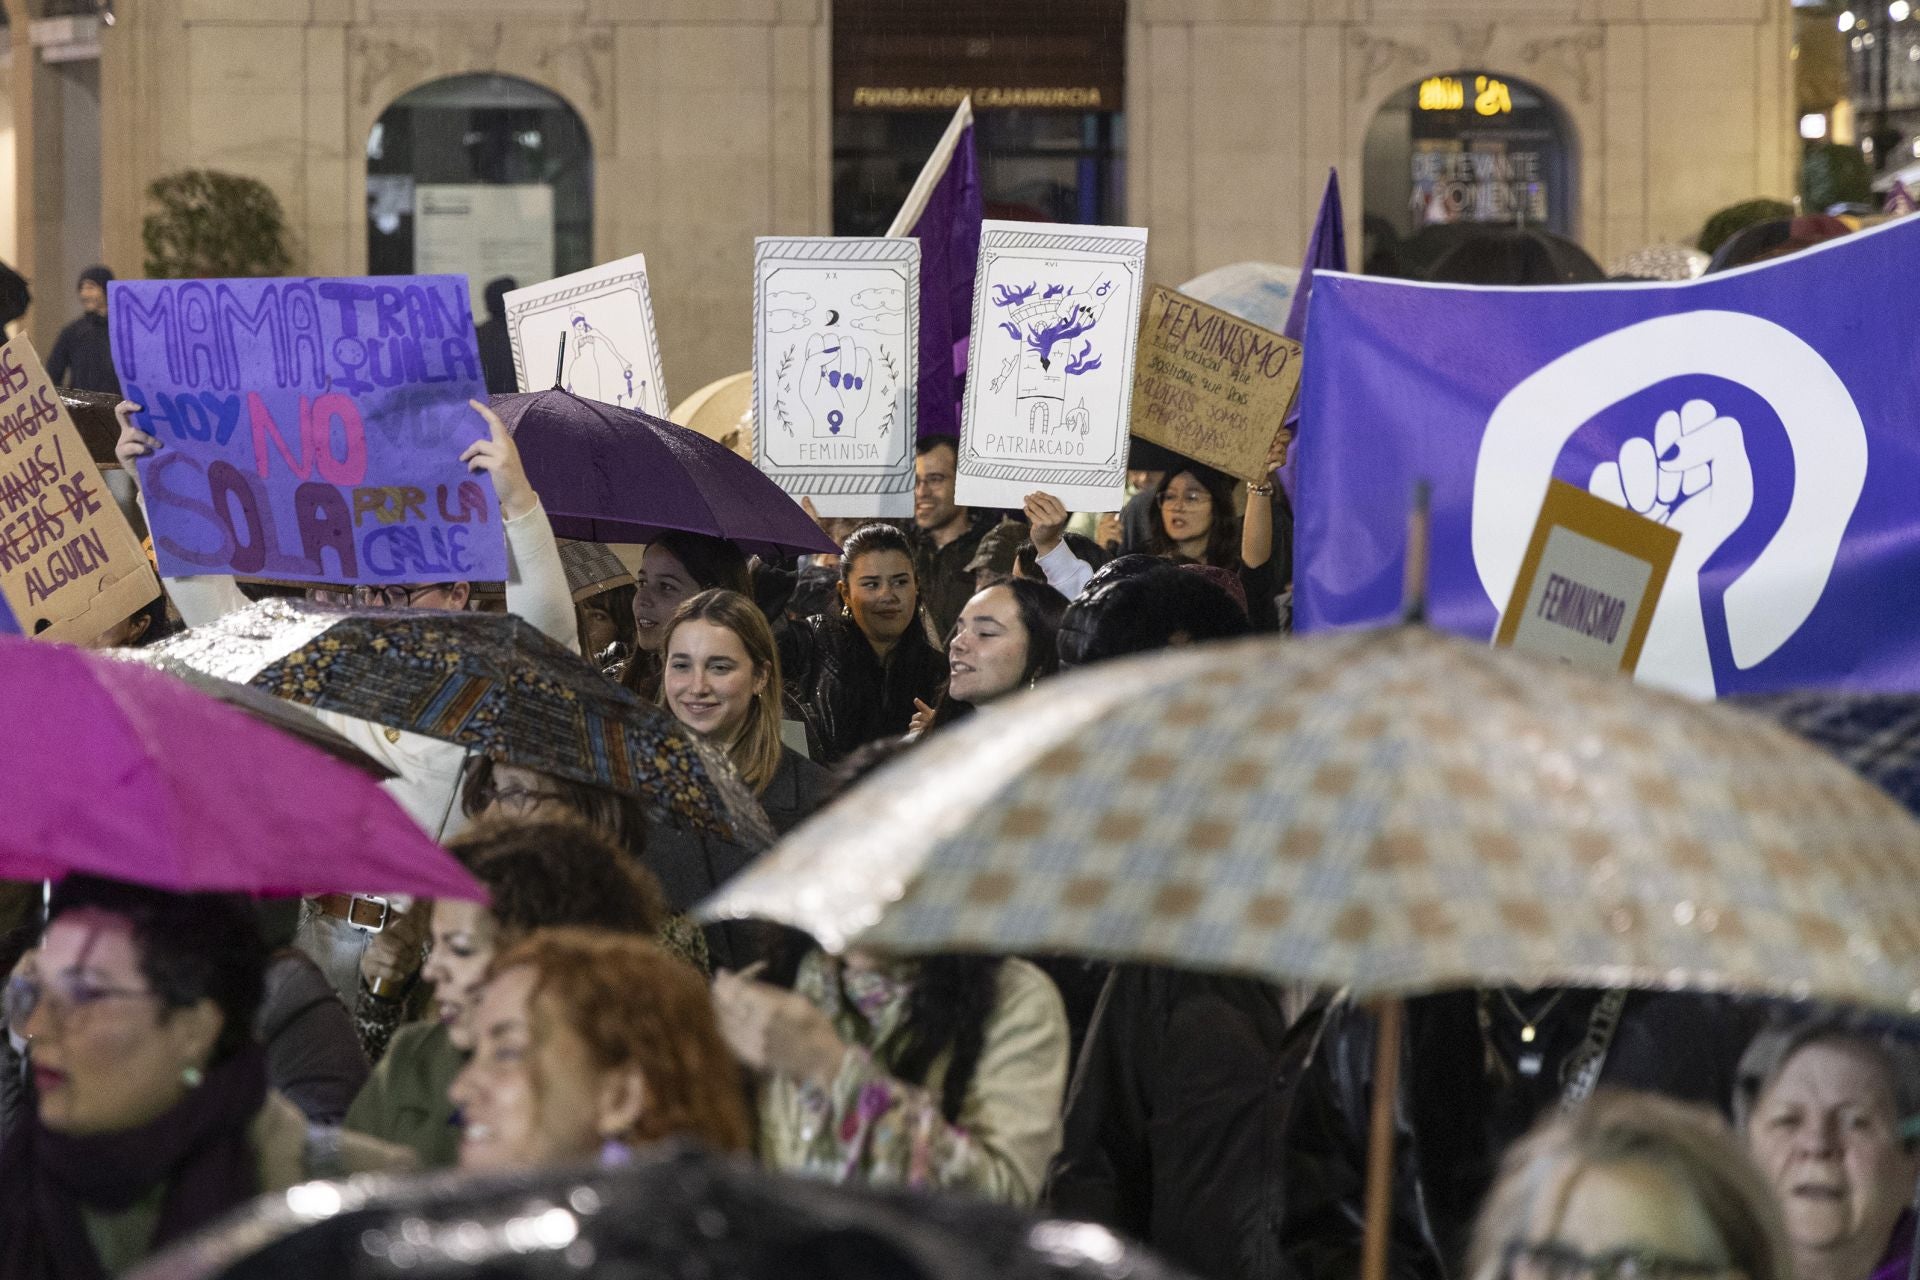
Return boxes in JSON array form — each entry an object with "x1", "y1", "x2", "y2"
[
  {"x1": 483, "y1": 783, "x2": 564, "y2": 817},
  {"x1": 4, "y1": 971, "x2": 158, "y2": 1029},
  {"x1": 1504, "y1": 1241, "x2": 1737, "y2": 1280},
  {"x1": 1158, "y1": 489, "x2": 1213, "y2": 508},
  {"x1": 309, "y1": 584, "x2": 451, "y2": 608}
]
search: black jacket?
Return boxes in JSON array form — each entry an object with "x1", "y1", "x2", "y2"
[
  {"x1": 643, "y1": 746, "x2": 834, "y2": 970},
  {"x1": 779, "y1": 612, "x2": 946, "y2": 767},
  {"x1": 913, "y1": 512, "x2": 998, "y2": 642},
  {"x1": 47, "y1": 312, "x2": 120, "y2": 396},
  {"x1": 1048, "y1": 966, "x2": 1316, "y2": 1280},
  {"x1": 1276, "y1": 989, "x2": 1767, "y2": 1280}
]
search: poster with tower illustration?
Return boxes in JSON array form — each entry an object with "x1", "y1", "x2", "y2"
[
  {"x1": 753, "y1": 237, "x2": 920, "y2": 517},
  {"x1": 956, "y1": 221, "x2": 1148, "y2": 510}
]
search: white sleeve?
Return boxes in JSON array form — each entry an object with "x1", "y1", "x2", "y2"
[
  {"x1": 1036, "y1": 541, "x2": 1094, "y2": 601},
  {"x1": 502, "y1": 502, "x2": 579, "y2": 652}
]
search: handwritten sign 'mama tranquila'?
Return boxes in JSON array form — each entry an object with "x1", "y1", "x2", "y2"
[
  {"x1": 0, "y1": 335, "x2": 158, "y2": 642},
  {"x1": 1128, "y1": 285, "x2": 1303, "y2": 483},
  {"x1": 110, "y1": 275, "x2": 505, "y2": 587},
  {"x1": 1494, "y1": 480, "x2": 1680, "y2": 676}
]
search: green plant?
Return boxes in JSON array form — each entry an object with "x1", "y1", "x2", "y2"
[
  {"x1": 1800, "y1": 142, "x2": 1874, "y2": 212},
  {"x1": 1696, "y1": 198, "x2": 1795, "y2": 255},
  {"x1": 142, "y1": 169, "x2": 294, "y2": 279}
]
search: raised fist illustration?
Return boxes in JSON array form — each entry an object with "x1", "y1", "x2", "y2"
[{"x1": 799, "y1": 334, "x2": 876, "y2": 439}]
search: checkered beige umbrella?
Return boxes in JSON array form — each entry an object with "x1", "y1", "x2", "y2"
[{"x1": 703, "y1": 626, "x2": 1920, "y2": 1012}]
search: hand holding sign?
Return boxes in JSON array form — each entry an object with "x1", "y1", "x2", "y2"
[
  {"x1": 459, "y1": 399, "x2": 536, "y2": 520},
  {"x1": 1023, "y1": 490, "x2": 1070, "y2": 557}
]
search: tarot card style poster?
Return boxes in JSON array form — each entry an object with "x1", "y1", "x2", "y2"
[
  {"x1": 754, "y1": 238, "x2": 919, "y2": 518},
  {"x1": 505, "y1": 255, "x2": 670, "y2": 417},
  {"x1": 957, "y1": 221, "x2": 1148, "y2": 511}
]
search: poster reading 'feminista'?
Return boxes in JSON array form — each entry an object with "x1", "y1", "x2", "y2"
[{"x1": 110, "y1": 275, "x2": 506, "y2": 586}]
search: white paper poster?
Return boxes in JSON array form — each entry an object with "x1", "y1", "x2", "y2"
[
  {"x1": 414, "y1": 185, "x2": 555, "y2": 317},
  {"x1": 753, "y1": 237, "x2": 919, "y2": 518},
  {"x1": 956, "y1": 221, "x2": 1147, "y2": 511},
  {"x1": 504, "y1": 254, "x2": 670, "y2": 418}
]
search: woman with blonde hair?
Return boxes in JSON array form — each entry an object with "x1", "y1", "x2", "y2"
[
  {"x1": 1469, "y1": 1090, "x2": 1793, "y2": 1280},
  {"x1": 449, "y1": 928, "x2": 750, "y2": 1172},
  {"x1": 661, "y1": 588, "x2": 828, "y2": 824}
]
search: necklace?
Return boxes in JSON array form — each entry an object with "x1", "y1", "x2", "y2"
[{"x1": 1497, "y1": 988, "x2": 1568, "y2": 1045}]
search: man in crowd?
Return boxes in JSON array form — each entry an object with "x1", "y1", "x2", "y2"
[
  {"x1": 912, "y1": 433, "x2": 995, "y2": 639},
  {"x1": 47, "y1": 265, "x2": 121, "y2": 396}
]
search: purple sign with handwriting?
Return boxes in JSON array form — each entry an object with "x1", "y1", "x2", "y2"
[{"x1": 109, "y1": 274, "x2": 505, "y2": 585}]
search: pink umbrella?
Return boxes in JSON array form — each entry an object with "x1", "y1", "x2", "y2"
[{"x1": 0, "y1": 637, "x2": 484, "y2": 901}]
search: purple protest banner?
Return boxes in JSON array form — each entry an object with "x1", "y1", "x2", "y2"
[{"x1": 109, "y1": 275, "x2": 505, "y2": 585}]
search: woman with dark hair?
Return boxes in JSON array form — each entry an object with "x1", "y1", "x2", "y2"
[
  {"x1": 450, "y1": 928, "x2": 750, "y2": 1172},
  {"x1": 0, "y1": 876, "x2": 408, "y2": 1277},
  {"x1": 344, "y1": 816, "x2": 670, "y2": 1168},
  {"x1": 624, "y1": 531, "x2": 754, "y2": 702},
  {"x1": 710, "y1": 741, "x2": 1070, "y2": 1205},
  {"x1": 778, "y1": 522, "x2": 948, "y2": 766},
  {"x1": 912, "y1": 577, "x2": 1068, "y2": 735}
]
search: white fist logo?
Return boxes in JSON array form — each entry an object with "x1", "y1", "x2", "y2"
[
  {"x1": 1472, "y1": 311, "x2": 1867, "y2": 699},
  {"x1": 1586, "y1": 399, "x2": 1755, "y2": 696}
]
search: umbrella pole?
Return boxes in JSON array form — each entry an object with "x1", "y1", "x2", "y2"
[
  {"x1": 1362, "y1": 996, "x2": 1406, "y2": 1280},
  {"x1": 554, "y1": 331, "x2": 567, "y2": 389}
]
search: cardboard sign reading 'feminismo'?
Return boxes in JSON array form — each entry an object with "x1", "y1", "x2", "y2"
[
  {"x1": 0, "y1": 337, "x2": 159, "y2": 641},
  {"x1": 1495, "y1": 480, "x2": 1680, "y2": 676},
  {"x1": 1130, "y1": 286, "x2": 1303, "y2": 482},
  {"x1": 111, "y1": 276, "x2": 505, "y2": 586}
]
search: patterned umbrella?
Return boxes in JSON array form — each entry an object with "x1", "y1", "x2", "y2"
[
  {"x1": 142, "y1": 599, "x2": 770, "y2": 845},
  {"x1": 1733, "y1": 691, "x2": 1920, "y2": 817},
  {"x1": 491, "y1": 388, "x2": 840, "y2": 559},
  {"x1": 703, "y1": 626, "x2": 1920, "y2": 1012}
]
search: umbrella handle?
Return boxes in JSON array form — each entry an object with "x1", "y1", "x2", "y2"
[{"x1": 1362, "y1": 997, "x2": 1405, "y2": 1280}]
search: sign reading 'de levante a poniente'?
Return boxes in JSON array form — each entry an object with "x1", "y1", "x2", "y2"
[{"x1": 110, "y1": 274, "x2": 506, "y2": 585}]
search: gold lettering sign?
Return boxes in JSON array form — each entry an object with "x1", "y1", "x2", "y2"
[
  {"x1": 850, "y1": 86, "x2": 1105, "y2": 110},
  {"x1": 1418, "y1": 74, "x2": 1513, "y2": 116}
]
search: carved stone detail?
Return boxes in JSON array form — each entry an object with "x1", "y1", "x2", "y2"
[
  {"x1": 1349, "y1": 31, "x2": 1432, "y2": 104},
  {"x1": 1451, "y1": 22, "x2": 1498, "y2": 66},
  {"x1": 1521, "y1": 29, "x2": 1606, "y2": 102},
  {"x1": 537, "y1": 29, "x2": 614, "y2": 110},
  {"x1": 353, "y1": 34, "x2": 432, "y2": 108}
]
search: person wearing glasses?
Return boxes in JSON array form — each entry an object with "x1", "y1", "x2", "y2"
[
  {"x1": 1467, "y1": 1090, "x2": 1791, "y2": 1280},
  {"x1": 1021, "y1": 430, "x2": 1291, "y2": 632},
  {"x1": 1735, "y1": 1016, "x2": 1920, "y2": 1280},
  {"x1": 0, "y1": 876, "x2": 408, "y2": 1278}
]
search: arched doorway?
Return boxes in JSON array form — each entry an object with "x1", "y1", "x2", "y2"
[
  {"x1": 366, "y1": 74, "x2": 592, "y2": 312},
  {"x1": 1363, "y1": 71, "x2": 1576, "y2": 264}
]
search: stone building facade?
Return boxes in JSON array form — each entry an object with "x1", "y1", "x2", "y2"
[{"x1": 4, "y1": 0, "x2": 1794, "y2": 392}]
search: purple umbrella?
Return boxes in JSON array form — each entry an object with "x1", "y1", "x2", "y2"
[
  {"x1": 0, "y1": 637, "x2": 485, "y2": 901},
  {"x1": 492, "y1": 388, "x2": 841, "y2": 559}
]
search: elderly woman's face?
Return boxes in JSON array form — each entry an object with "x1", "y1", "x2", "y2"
[
  {"x1": 1748, "y1": 1040, "x2": 1919, "y2": 1260},
  {"x1": 20, "y1": 909, "x2": 219, "y2": 1135}
]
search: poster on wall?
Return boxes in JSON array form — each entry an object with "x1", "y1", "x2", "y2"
[
  {"x1": 956, "y1": 220, "x2": 1147, "y2": 510},
  {"x1": 109, "y1": 274, "x2": 507, "y2": 587},
  {"x1": 752, "y1": 237, "x2": 919, "y2": 518},
  {"x1": 0, "y1": 335, "x2": 159, "y2": 642},
  {"x1": 505, "y1": 254, "x2": 670, "y2": 419},
  {"x1": 415, "y1": 185, "x2": 556, "y2": 316}
]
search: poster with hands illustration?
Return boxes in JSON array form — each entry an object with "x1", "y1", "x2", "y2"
[
  {"x1": 504, "y1": 254, "x2": 670, "y2": 417},
  {"x1": 754, "y1": 237, "x2": 919, "y2": 517},
  {"x1": 957, "y1": 221, "x2": 1148, "y2": 510}
]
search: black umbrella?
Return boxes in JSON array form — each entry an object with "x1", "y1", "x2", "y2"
[{"x1": 131, "y1": 1145, "x2": 1200, "y2": 1280}]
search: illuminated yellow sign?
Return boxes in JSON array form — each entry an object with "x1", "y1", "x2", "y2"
[{"x1": 1419, "y1": 74, "x2": 1514, "y2": 116}]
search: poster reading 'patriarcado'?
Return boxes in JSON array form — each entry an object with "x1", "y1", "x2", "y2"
[
  {"x1": 956, "y1": 221, "x2": 1147, "y2": 511},
  {"x1": 753, "y1": 237, "x2": 920, "y2": 518}
]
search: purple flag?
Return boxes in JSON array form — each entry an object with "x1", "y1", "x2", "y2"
[
  {"x1": 889, "y1": 99, "x2": 983, "y2": 438},
  {"x1": 1277, "y1": 171, "x2": 1346, "y2": 499}
]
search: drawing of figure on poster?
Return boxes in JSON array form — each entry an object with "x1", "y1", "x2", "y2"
[
  {"x1": 563, "y1": 312, "x2": 644, "y2": 409},
  {"x1": 985, "y1": 273, "x2": 1117, "y2": 438},
  {"x1": 753, "y1": 238, "x2": 919, "y2": 518}
]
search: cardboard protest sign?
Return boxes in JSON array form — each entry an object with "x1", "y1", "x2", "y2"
[
  {"x1": 505, "y1": 255, "x2": 669, "y2": 417},
  {"x1": 957, "y1": 221, "x2": 1147, "y2": 510},
  {"x1": 0, "y1": 336, "x2": 159, "y2": 642},
  {"x1": 110, "y1": 275, "x2": 506, "y2": 586},
  {"x1": 753, "y1": 237, "x2": 919, "y2": 518},
  {"x1": 1494, "y1": 480, "x2": 1680, "y2": 676},
  {"x1": 1130, "y1": 285, "x2": 1303, "y2": 482}
]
